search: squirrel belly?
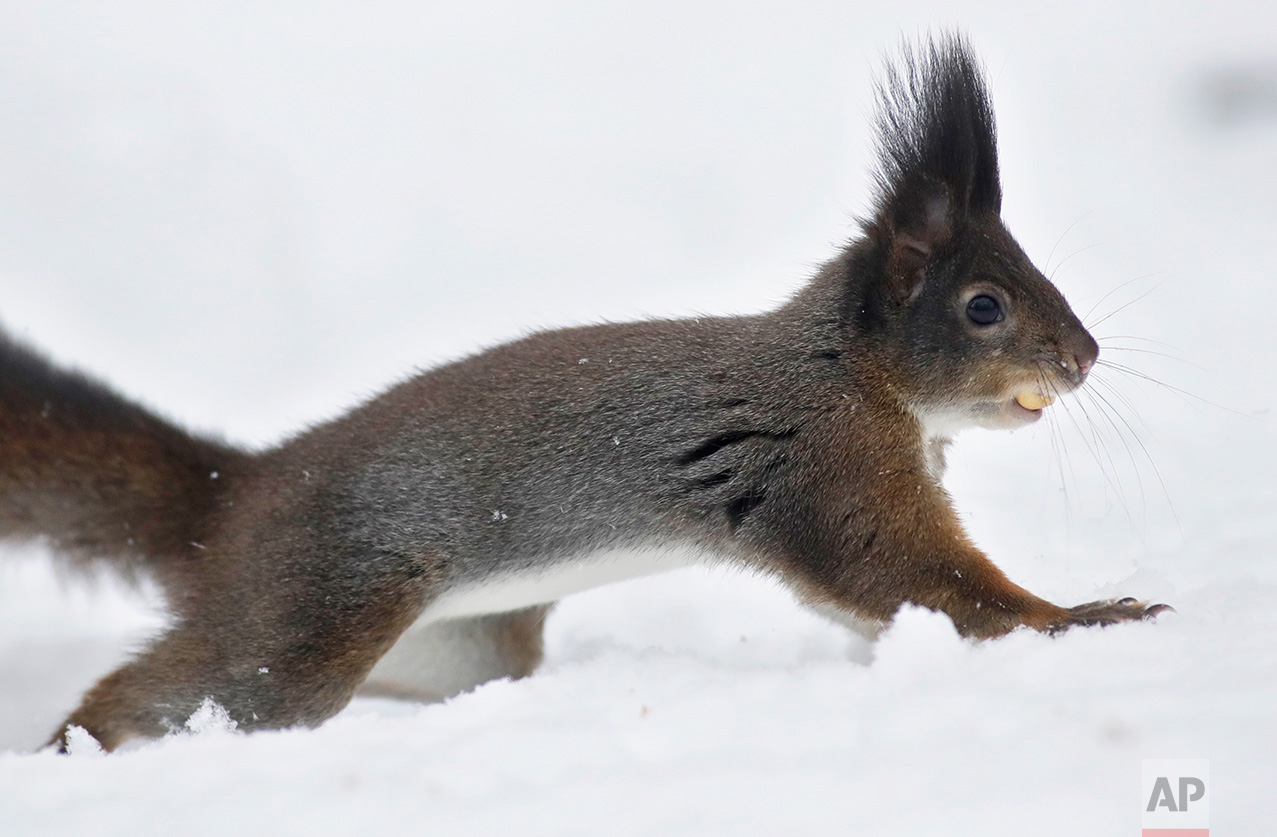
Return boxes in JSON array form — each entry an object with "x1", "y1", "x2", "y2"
[
  {"x1": 363, "y1": 544, "x2": 706, "y2": 698},
  {"x1": 410, "y1": 545, "x2": 707, "y2": 625},
  {"x1": 0, "y1": 33, "x2": 1171, "y2": 753}
]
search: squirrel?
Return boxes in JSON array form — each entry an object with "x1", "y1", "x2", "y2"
[{"x1": 0, "y1": 34, "x2": 1169, "y2": 752}]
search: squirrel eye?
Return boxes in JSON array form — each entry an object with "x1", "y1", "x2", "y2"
[{"x1": 966, "y1": 295, "x2": 1003, "y2": 326}]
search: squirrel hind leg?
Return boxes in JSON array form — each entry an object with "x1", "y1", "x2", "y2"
[
  {"x1": 47, "y1": 629, "x2": 224, "y2": 753},
  {"x1": 44, "y1": 636, "x2": 370, "y2": 753},
  {"x1": 47, "y1": 573, "x2": 446, "y2": 753},
  {"x1": 360, "y1": 604, "x2": 554, "y2": 703}
]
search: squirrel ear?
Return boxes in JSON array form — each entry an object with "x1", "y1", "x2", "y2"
[
  {"x1": 865, "y1": 34, "x2": 1001, "y2": 305},
  {"x1": 880, "y1": 184, "x2": 953, "y2": 304}
]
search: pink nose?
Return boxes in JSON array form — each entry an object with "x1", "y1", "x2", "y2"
[{"x1": 1062, "y1": 331, "x2": 1099, "y2": 381}]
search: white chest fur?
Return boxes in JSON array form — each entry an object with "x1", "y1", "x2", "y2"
[{"x1": 915, "y1": 409, "x2": 967, "y2": 483}]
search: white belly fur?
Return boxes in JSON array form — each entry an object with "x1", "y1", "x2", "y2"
[
  {"x1": 364, "y1": 545, "x2": 707, "y2": 697},
  {"x1": 421, "y1": 543, "x2": 707, "y2": 623}
]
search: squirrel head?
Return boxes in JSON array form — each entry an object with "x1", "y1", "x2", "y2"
[{"x1": 850, "y1": 34, "x2": 1098, "y2": 434}]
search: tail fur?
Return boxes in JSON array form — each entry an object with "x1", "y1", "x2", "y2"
[{"x1": 0, "y1": 330, "x2": 244, "y2": 582}]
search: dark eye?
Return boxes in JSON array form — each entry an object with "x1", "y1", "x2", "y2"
[{"x1": 966, "y1": 295, "x2": 1003, "y2": 326}]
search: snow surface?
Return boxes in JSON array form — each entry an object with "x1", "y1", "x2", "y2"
[{"x1": 1, "y1": 1, "x2": 1275, "y2": 834}]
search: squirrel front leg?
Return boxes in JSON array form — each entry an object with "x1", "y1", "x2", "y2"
[{"x1": 772, "y1": 462, "x2": 1168, "y2": 640}]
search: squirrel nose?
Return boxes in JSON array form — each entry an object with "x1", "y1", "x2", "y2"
[{"x1": 1061, "y1": 331, "x2": 1099, "y2": 381}]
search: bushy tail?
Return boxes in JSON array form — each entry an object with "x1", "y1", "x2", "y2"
[{"x1": 0, "y1": 331, "x2": 245, "y2": 582}]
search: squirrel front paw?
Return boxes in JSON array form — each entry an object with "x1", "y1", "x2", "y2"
[{"x1": 1048, "y1": 597, "x2": 1174, "y2": 634}]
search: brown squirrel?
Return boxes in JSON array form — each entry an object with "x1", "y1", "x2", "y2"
[{"x1": 0, "y1": 34, "x2": 1169, "y2": 752}]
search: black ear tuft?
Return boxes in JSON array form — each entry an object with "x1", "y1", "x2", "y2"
[{"x1": 870, "y1": 33, "x2": 1002, "y2": 239}]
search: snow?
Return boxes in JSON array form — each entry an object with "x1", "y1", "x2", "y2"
[{"x1": 1, "y1": 1, "x2": 1275, "y2": 833}]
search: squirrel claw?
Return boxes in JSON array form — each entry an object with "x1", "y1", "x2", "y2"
[{"x1": 1051, "y1": 597, "x2": 1175, "y2": 634}]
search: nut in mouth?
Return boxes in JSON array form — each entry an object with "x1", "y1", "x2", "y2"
[{"x1": 1014, "y1": 390, "x2": 1055, "y2": 411}]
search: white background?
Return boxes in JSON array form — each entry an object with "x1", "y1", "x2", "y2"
[{"x1": 0, "y1": 2, "x2": 1273, "y2": 834}]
